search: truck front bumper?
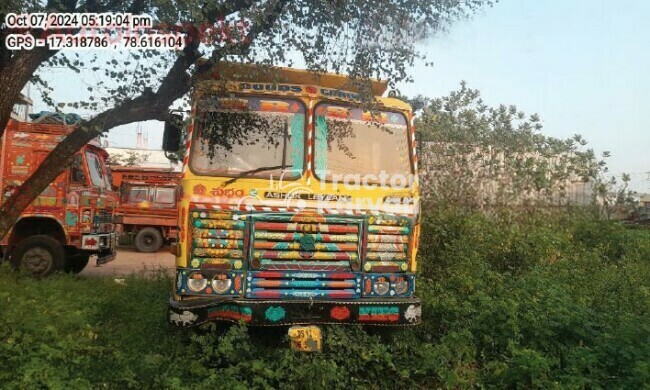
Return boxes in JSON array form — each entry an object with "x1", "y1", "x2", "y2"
[
  {"x1": 80, "y1": 232, "x2": 118, "y2": 265},
  {"x1": 168, "y1": 296, "x2": 422, "y2": 327}
]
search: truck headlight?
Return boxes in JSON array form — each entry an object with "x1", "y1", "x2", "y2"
[
  {"x1": 373, "y1": 279, "x2": 390, "y2": 296},
  {"x1": 187, "y1": 273, "x2": 207, "y2": 292},
  {"x1": 211, "y1": 274, "x2": 232, "y2": 294},
  {"x1": 393, "y1": 277, "x2": 409, "y2": 295}
]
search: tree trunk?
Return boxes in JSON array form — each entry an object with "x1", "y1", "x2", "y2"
[
  {"x1": 0, "y1": 0, "x2": 263, "y2": 242},
  {"x1": 0, "y1": 66, "x2": 192, "y2": 240}
]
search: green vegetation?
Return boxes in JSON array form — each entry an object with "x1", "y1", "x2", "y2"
[
  {"x1": 414, "y1": 83, "x2": 615, "y2": 210},
  {"x1": 1, "y1": 209, "x2": 649, "y2": 389}
]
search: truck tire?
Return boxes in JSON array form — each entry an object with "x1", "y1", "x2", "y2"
[
  {"x1": 10, "y1": 235, "x2": 65, "y2": 277},
  {"x1": 64, "y1": 254, "x2": 90, "y2": 274},
  {"x1": 134, "y1": 227, "x2": 163, "y2": 253}
]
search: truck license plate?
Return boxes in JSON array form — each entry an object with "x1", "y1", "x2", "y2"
[{"x1": 288, "y1": 325, "x2": 322, "y2": 352}]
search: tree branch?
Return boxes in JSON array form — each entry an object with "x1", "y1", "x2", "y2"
[
  {"x1": 0, "y1": 58, "x2": 194, "y2": 238},
  {"x1": 202, "y1": 0, "x2": 257, "y2": 21},
  {"x1": 0, "y1": 0, "x2": 288, "y2": 240},
  {"x1": 212, "y1": 0, "x2": 288, "y2": 61},
  {"x1": 0, "y1": 47, "x2": 59, "y2": 135},
  {"x1": 0, "y1": 0, "x2": 183, "y2": 137}
]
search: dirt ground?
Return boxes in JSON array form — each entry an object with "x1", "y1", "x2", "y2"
[{"x1": 80, "y1": 246, "x2": 175, "y2": 277}]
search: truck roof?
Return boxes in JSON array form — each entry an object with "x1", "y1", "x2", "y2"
[
  {"x1": 6, "y1": 119, "x2": 75, "y2": 135},
  {"x1": 195, "y1": 62, "x2": 413, "y2": 113},
  {"x1": 4, "y1": 119, "x2": 105, "y2": 150},
  {"x1": 111, "y1": 166, "x2": 180, "y2": 187},
  {"x1": 198, "y1": 61, "x2": 389, "y2": 97}
]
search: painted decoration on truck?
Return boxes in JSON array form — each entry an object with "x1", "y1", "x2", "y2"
[
  {"x1": 11, "y1": 165, "x2": 29, "y2": 176},
  {"x1": 65, "y1": 211, "x2": 78, "y2": 226},
  {"x1": 404, "y1": 304, "x2": 421, "y2": 323},
  {"x1": 207, "y1": 305, "x2": 252, "y2": 323},
  {"x1": 2, "y1": 180, "x2": 20, "y2": 202},
  {"x1": 330, "y1": 306, "x2": 351, "y2": 321},
  {"x1": 81, "y1": 209, "x2": 92, "y2": 223},
  {"x1": 170, "y1": 310, "x2": 198, "y2": 326},
  {"x1": 265, "y1": 306, "x2": 286, "y2": 323},
  {"x1": 358, "y1": 306, "x2": 400, "y2": 323},
  {"x1": 67, "y1": 192, "x2": 79, "y2": 206}
]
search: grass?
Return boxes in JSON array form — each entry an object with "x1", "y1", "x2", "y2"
[{"x1": 1, "y1": 210, "x2": 649, "y2": 389}]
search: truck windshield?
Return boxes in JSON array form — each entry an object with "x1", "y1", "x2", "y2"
[
  {"x1": 124, "y1": 186, "x2": 176, "y2": 208},
  {"x1": 127, "y1": 186, "x2": 149, "y2": 203},
  {"x1": 191, "y1": 96, "x2": 305, "y2": 179},
  {"x1": 314, "y1": 103, "x2": 413, "y2": 185},
  {"x1": 85, "y1": 151, "x2": 109, "y2": 189},
  {"x1": 154, "y1": 187, "x2": 176, "y2": 207}
]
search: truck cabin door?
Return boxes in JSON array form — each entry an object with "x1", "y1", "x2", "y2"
[{"x1": 70, "y1": 154, "x2": 88, "y2": 185}]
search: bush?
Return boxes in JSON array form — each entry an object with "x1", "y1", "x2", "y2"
[{"x1": 0, "y1": 210, "x2": 648, "y2": 388}]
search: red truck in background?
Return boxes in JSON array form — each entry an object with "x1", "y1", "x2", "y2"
[
  {"x1": 0, "y1": 120, "x2": 118, "y2": 276},
  {"x1": 111, "y1": 166, "x2": 180, "y2": 252}
]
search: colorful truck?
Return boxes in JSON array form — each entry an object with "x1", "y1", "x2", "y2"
[
  {"x1": 164, "y1": 63, "x2": 421, "y2": 327},
  {"x1": 0, "y1": 120, "x2": 118, "y2": 276},
  {"x1": 111, "y1": 166, "x2": 180, "y2": 252}
]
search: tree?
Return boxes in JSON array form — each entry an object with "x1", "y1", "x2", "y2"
[
  {"x1": 0, "y1": 0, "x2": 494, "y2": 239},
  {"x1": 106, "y1": 150, "x2": 151, "y2": 166},
  {"x1": 594, "y1": 172, "x2": 638, "y2": 220},
  {"x1": 416, "y1": 82, "x2": 607, "y2": 212}
]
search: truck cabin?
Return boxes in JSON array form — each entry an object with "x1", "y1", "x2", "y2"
[
  {"x1": 0, "y1": 119, "x2": 117, "y2": 276},
  {"x1": 110, "y1": 167, "x2": 181, "y2": 252},
  {"x1": 110, "y1": 167, "x2": 180, "y2": 210},
  {"x1": 164, "y1": 63, "x2": 421, "y2": 327},
  {"x1": 122, "y1": 184, "x2": 177, "y2": 208}
]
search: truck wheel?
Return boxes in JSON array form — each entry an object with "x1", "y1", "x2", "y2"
[
  {"x1": 10, "y1": 235, "x2": 65, "y2": 277},
  {"x1": 134, "y1": 227, "x2": 163, "y2": 253},
  {"x1": 64, "y1": 254, "x2": 90, "y2": 274}
]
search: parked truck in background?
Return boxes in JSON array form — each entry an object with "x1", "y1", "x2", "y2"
[
  {"x1": 111, "y1": 166, "x2": 180, "y2": 252},
  {"x1": 0, "y1": 120, "x2": 118, "y2": 276}
]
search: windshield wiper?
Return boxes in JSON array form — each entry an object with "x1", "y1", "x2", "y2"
[
  {"x1": 223, "y1": 165, "x2": 286, "y2": 186},
  {"x1": 223, "y1": 120, "x2": 291, "y2": 187}
]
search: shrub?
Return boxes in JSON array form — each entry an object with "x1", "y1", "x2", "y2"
[{"x1": 0, "y1": 211, "x2": 648, "y2": 388}]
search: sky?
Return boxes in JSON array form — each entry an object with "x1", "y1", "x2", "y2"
[
  {"x1": 30, "y1": 0, "x2": 650, "y2": 192},
  {"x1": 395, "y1": 0, "x2": 650, "y2": 192}
]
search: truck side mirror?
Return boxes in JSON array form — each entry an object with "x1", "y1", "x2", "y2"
[{"x1": 162, "y1": 114, "x2": 183, "y2": 153}]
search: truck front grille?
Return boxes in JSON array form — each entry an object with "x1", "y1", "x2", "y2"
[
  {"x1": 94, "y1": 209, "x2": 113, "y2": 224},
  {"x1": 246, "y1": 271, "x2": 361, "y2": 299},
  {"x1": 364, "y1": 216, "x2": 411, "y2": 273},
  {"x1": 184, "y1": 209, "x2": 414, "y2": 299},
  {"x1": 250, "y1": 214, "x2": 362, "y2": 272},
  {"x1": 190, "y1": 211, "x2": 247, "y2": 270}
]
